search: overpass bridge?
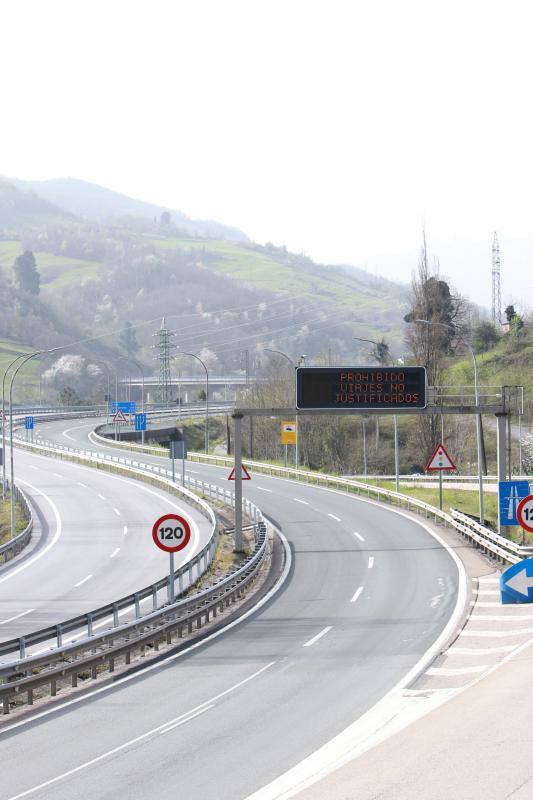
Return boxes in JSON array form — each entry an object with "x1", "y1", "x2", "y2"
[{"x1": 120, "y1": 374, "x2": 267, "y2": 403}]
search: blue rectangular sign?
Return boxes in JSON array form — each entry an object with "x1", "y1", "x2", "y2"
[
  {"x1": 499, "y1": 480, "x2": 531, "y2": 526},
  {"x1": 24, "y1": 416, "x2": 34, "y2": 430},
  {"x1": 110, "y1": 401, "x2": 136, "y2": 414},
  {"x1": 135, "y1": 413, "x2": 147, "y2": 431}
]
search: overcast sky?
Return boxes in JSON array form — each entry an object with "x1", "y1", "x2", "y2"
[{"x1": 1, "y1": 0, "x2": 532, "y2": 309}]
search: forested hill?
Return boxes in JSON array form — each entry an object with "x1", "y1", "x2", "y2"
[{"x1": 0, "y1": 177, "x2": 411, "y2": 398}]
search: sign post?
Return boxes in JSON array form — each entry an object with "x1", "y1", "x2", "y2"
[
  {"x1": 24, "y1": 416, "x2": 34, "y2": 443},
  {"x1": 135, "y1": 412, "x2": 147, "y2": 445},
  {"x1": 281, "y1": 421, "x2": 297, "y2": 468},
  {"x1": 151, "y1": 512, "x2": 191, "y2": 604},
  {"x1": 425, "y1": 443, "x2": 457, "y2": 510},
  {"x1": 112, "y1": 409, "x2": 127, "y2": 441},
  {"x1": 169, "y1": 440, "x2": 187, "y2": 485}
]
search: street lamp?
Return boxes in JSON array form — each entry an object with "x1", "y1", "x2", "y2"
[
  {"x1": 176, "y1": 352, "x2": 209, "y2": 453},
  {"x1": 263, "y1": 348, "x2": 304, "y2": 470},
  {"x1": 117, "y1": 356, "x2": 146, "y2": 444},
  {"x1": 8, "y1": 348, "x2": 61, "y2": 536},
  {"x1": 415, "y1": 319, "x2": 485, "y2": 524},
  {"x1": 2, "y1": 353, "x2": 26, "y2": 500},
  {"x1": 353, "y1": 336, "x2": 400, "y2": 491}
]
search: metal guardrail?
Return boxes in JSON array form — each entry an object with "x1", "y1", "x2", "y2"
[
  {"x1": 0, "y1": 484, "x2": 33, "y2": 564},
  {"x1": 0, "y1": 432, "x2": 268, "y2": 714}
]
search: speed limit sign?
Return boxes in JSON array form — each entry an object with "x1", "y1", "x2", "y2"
[
  {"x1": 152, "y1": 513, "x2": 191, "y2": 553},
  {"x1": 517, "y1": 495, "x2": 533, "y2": 534}
]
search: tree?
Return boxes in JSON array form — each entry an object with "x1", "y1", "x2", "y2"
[
  {"x1": 505, "y1": 305, "x2": 516, "y2": 323},
  {"x1": 13, "y1": 250, "x2": 40, "y2": 295},
  {"x1": 473, "y1": 321, "x2": 500, "y2": 353},
  {"x1": 118, "y1": 321, "x2": 139, "y2": 356},
  {"x1": 404, "y1": 232, "x2": 465, "y2": 457},
  {"x1": 58, "y1": 385, "x2": 81, "y2": 406}
]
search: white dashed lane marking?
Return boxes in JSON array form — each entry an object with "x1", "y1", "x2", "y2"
[
  {"x1": 303, "y1": 626, "x2": 333, "y2": 648},
  {"x1": 74, "y1": 574, "x2": 93, "y2": 588},
  {"x1": 368, "y1": 556, "x2": 375, "y2": 569}
]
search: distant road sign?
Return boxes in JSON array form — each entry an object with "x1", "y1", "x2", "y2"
[
  {"x1": 24, "y1": 416, "x2": 34, "y2": 430},
  {"x1": 169, "y1": 441, "x2": 187, "y2": 459},
  {"x1": 296, "y1": 366, "x2": 426, "y2": 411},
  {"x1": 135, "y1": 413, "x2": 147, "y2": 431},
  {"x1": 501, "y1": 558, "x2": 533, "y2": 604},
  {"x1": 425, "y1": 443, "x2": 456, "y2": 471},
  {"x1": 281, "y1": 421, "x2": 297, "y2": 445},
  {"x1": 111, "y1": 401, "x2": 136, "y2": 414},
  {"x1": 152, "y1": 513, "x2": 191, "y2": 553},
  {"x1": 499, "y1": 481, "x2": 530, "y2": 526},
  {"x1": 113, "y1": 410, "x2": 128, "y2": 424},
  {"x1": 517, "y1": 495, "x2": 533, "y2": 533},
  {"x1": 228, "y1": 464, "x2": 251, "y2": 481}
]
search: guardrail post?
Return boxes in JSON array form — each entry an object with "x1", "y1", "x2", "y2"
[
  {"x1": 56, "y1": 624, "x2": 63, "y2": 648},
  {"x1": 19, "y1": 637, "x2": 26, "y2": 659},
  {"x1": 152, "y1": 585, "x2": 158, "y2": 611},
  {"x1": 134, "y1": 593, "x2": 141, "y2": 618},
  {"x1": 87, "y1": 613, "x2": 93, "y2": 638},
  {"x1": 113, "y1": 603, "x2": 119, "y2": 627},
  {"x1": 233, "y1": 412, "x2": 245, "y2": 552}
]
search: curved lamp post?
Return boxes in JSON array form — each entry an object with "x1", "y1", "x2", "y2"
[
  {"x1": 353, "y1": 336, "x2": 399, "y2": 490},
  {"x1": 176, "y1": 352, "x2": 209, "y2": 453},
  {"x1": 263, "y1": 348, "x2": 304, "y2": 470},
  {"x1": 2, "y1": 353, "x2": 26, "y2": 500},
  {"x1": 415, "y1": 319, "x2": 484, "y2": 524}
]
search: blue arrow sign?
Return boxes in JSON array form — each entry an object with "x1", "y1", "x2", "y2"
[
  {"x1": 135, "y1": 413, "x2": 147, "y2": 431},
  {"x1": 499, "y1": 480, "x2": 530, "y2": 526},
  {"x1": 24, "y1": 416, "x2": 34, "y2": 430},
  {"x1": 500, "y1": 559, "x2": 533, "y2": 604}
]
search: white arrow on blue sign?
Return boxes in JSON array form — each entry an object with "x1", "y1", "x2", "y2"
[
  {"x1": 500, "y1": 559, "x2": 533, "y2": 604},
  {"x1": 24, "y1": 416, "x2": 34, "y2": 430},
  {"x1": 135, "y1": 413, "x2": 147, "y2": 431}
]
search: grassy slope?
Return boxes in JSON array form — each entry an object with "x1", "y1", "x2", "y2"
[
  {"x1": 444, "y1": 328, "x2": 533, "y2": 417},
  {"x1": 145, "y1": 236, "x2": 406, "y2": 338},
  {"x1": 0, "y1": 241, "x2": 104, "y2": 292}
]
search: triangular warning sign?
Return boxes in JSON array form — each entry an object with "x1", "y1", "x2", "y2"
[
  {"x1": 228, "y1": 464, "x2": 251, "y2": 481},
  {"x1": 113, "y1": 410, "x2": 128, "y2": 424},
  {"x1": 425, "y1": 443, "x2": 457, "y2": 472}
]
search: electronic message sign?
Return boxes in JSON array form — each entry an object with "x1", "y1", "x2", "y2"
[{"x1": 295, "y1": 366, "x2": 427, "y2": 411}]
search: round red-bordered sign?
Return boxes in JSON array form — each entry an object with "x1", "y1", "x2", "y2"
[
  {"x1": 152, "y1": 513, "x2": 191, "y2": 553},
  {"x1": 517, "y1": 495, "x2": 533, "y2": 533}
]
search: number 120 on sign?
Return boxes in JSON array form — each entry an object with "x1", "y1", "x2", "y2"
[
  {"x1": 517, "y1": 495, "x2": 533, "y2": 534},
  {"x1": 151, "y1": 513, "x2": 191, "y2": 553}
]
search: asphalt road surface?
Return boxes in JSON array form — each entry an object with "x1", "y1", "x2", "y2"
[{"x1": 0, "y1": 416, "x2": 461, "y2": 800}]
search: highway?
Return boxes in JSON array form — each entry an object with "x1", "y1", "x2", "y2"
[
  {"x1": 0, "y1": 415, "x2": 463, "y2": 799},
  {"x1": 0, "y1": 445, "x2": 211, "y2": 646}
]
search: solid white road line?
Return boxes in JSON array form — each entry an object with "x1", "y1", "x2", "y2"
[
  {"x1": 158, "y1": 705, "x2": 214, "y2": 735},
  {"x1": 0, "y1": 479, "x2": 62, "y2": 587},
  {"x1": 52, "y1": 473, "x2": 63, "y2": 478},
  {"x1": 293, "y1": 498, "x2": 308, "y2": 505},
  {"x1": 368, "y1": 556, "x2": 375, "y2": 569},
  {"x1": 460, "y1": 627, "x2": 533, "y2": 638},
  {"x1": 353, "y1": 532, "x2": 365, "y2": 542},
  {"x1": 97, "y1": 493, "x2": 106, "y2": 501},
  {"x1": 4, "y1": 663, "x2": 276, "y2": 800},
  {"x1": 110, "y1": 548, "x2": 120, "y2": 559},
  {"x1": 303, "y1": 626, "x2": 333, "y2": 648},
  {"x1": 426, "y1": 665, "x2": 489, "y2": 677},
  {"x1": 328, "y1": 513, "x2": 341, "y2": 522},
  {"x1": 350, "y1": 587, "x2": 364, "y2": 604},
  {"x1": 471, "y1": 613, "x2": 533, "y2": 621},
  {"x1": 74, "y1": 574, "x2": 93, "y2": 588},
  {"x1": 77, "y1": 482, "x2": 88, "y2": 488},
  {"x1": 113, "y1": 507, "x2": 121, "y2": 516},
  {"x1": 0, "y1": 608, "x2": 35, "y2": 625},
  {"x1": 451, "y1": 645, "x2": 518, "y2": 655}
]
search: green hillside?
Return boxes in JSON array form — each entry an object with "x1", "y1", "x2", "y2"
[
  {"x1": 444, "y1": 327, "x2": 533, "y2": 419},
  {"x1": 143, "y1": 235, "x2": 407, "y2": 339},
  {"x1": 0, "y1": 180, "x2": 74, "y2": 229},
  {"x1": 0, "y1": 241, "x2": 103, "y2": 292}
]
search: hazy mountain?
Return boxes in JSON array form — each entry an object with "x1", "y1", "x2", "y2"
[
  {"x1": 0, "y1": 179, "x2": 75, "y2": 229},
  {"x1": 8, "y1": 177, "x2": 249, "y2": 242}
]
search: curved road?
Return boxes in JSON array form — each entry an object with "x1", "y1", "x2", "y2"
[
  {"x1": 0, "y1": 446, "x2": 212, "y2": 646},
  {"x1": 0, "y1": 415, "x2": 463, "y2": 800}
]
